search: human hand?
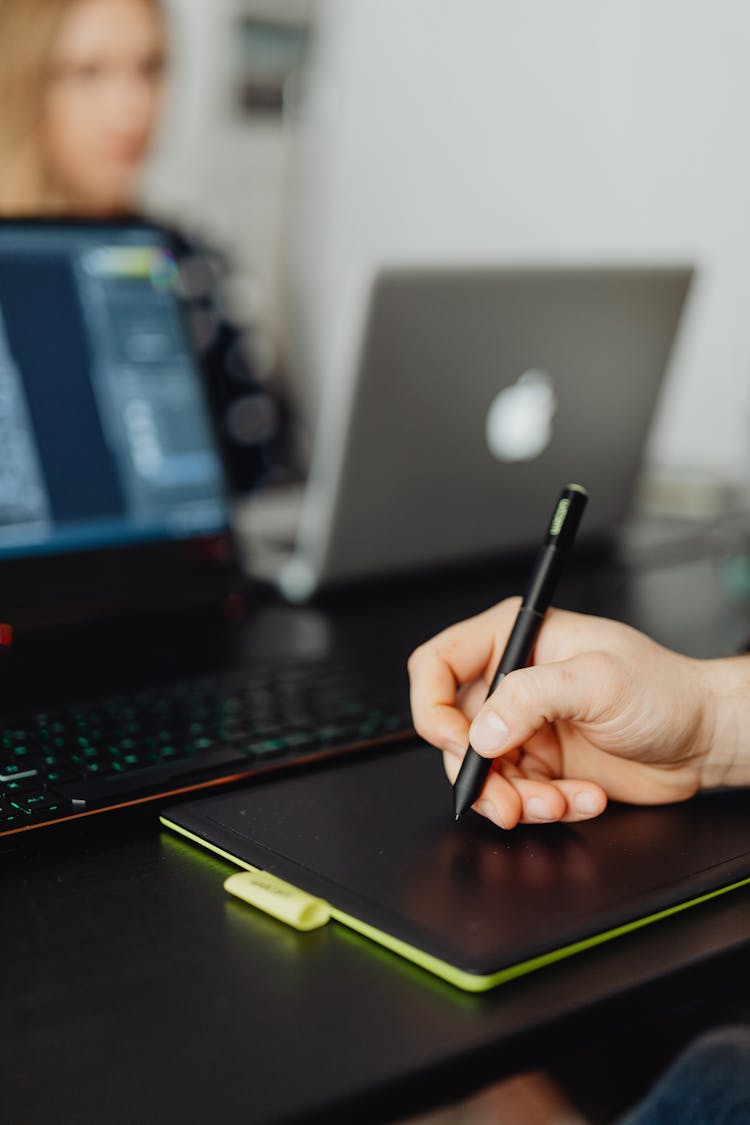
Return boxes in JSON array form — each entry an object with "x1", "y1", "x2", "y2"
[{"x1": 408, "y1": 600, "x2": 717, "y2": 829}]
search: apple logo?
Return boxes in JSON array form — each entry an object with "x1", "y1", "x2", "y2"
[{"x1": 485, "y1": 369, "x2": 557, "y2": 462}]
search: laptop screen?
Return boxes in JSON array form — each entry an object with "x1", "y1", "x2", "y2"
[{"x1": 0, "y1": 220, "x2": 230, "y2": 562}]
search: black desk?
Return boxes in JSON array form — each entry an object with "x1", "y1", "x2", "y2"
[{"x1": 4, "y1": 548, "x2": 750, "y2": 1125}]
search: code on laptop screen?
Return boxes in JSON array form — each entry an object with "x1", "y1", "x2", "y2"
[{"x1": 0, "y1": 222, "x2": 229, "y2": 559}]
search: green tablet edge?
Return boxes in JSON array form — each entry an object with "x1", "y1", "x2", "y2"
[{"x1": 160, "y1": 814, "x2": 750, "y2": 994}]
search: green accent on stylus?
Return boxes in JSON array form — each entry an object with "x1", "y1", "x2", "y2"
[{"x1": 549, "y1": 496, "x2": 570, "y2": 537}]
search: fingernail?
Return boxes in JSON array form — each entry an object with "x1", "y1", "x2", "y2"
[
  {"x1": 470, "y1": 709, "x2": 510, "y2": 753},
  {"x1": 526, "y1": 797, "x2": 554, "y2": 821},
  {"x1": 574, "y1": 792, "x2": 600, "y2": 815}
]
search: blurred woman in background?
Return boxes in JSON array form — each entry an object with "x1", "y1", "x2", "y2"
[
  {"x1": 0, "y1": 0, "x2": 285, "y2": 492},
  {"x1": 0, "y1": 0, "x2": 165, "y2": 216}
]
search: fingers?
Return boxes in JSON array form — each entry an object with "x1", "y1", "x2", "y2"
[
  {"x1": 412, "y1": 603, "x2": 629, "y2": 831},
  {"x1": 468, "y1": 651, "x2": 623, "y2": 760},
  {"x1": 409, "y1": 598, "x2": 521, "y2": 753},
  {"x1": 442, "y1": 747, "x2": 522, "y2": 828},
  {"x1": 443, "y1": 746, "x2": 607, "y2": 829}
]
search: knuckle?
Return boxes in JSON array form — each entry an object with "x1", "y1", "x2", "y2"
[
  {"x1": 410, "y1": 711, "x2": 431, "y2": 740},
  {"x1": 490, "y1": 595, "x2": 522, "y2": 616},
  {"x1": 583, "y1": 645, "x2": 628, "y2": 685},
  {"x1": 406, "y1": 643, "x2": 429, "y2": 675},
  {"x1": 498, "y1": 668, "x2": 539, "y2": 715},
  {"x1": 573, "y1": 649, "x2": 633, "y2": 721},
  {"x1": 498, "y1": 790, "x2": 523, "y2": 830},
  {"x1": 409, "y1": 705, "x2": 443, "y2": 747},
  {"x1": 412, "y1": 720, "x2": 430, "y2": 744},
  {"x1": 408, "y1": 627, "x2": 456, "y2": 671}
]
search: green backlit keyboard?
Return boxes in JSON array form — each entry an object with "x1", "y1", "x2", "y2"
[{"x1": 0, "y1": 655, "x2": 412, "y2": 838}]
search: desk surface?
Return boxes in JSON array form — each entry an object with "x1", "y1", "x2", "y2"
[{"x1": 4, "y1": 545, "x2": 750, "y2": 1125}]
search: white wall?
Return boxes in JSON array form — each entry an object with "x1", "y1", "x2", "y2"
[
  {"x1": 140, "y1": 0, "x2": 291, "y2": 334},
  {"x1": 283, "y1": 0, "x2": 750, "y2": 487},
  {"x1": 138, "y1": 0, "x2": 750, "y2": 490}
]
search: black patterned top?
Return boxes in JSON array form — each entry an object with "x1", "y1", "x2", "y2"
[{"x1": 170, "y1": 227, "x2": 290, "y2": 495}]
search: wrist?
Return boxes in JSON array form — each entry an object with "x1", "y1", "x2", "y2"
[{"x1": 698, "y1": 656, "x2": 750, "y2": 790}]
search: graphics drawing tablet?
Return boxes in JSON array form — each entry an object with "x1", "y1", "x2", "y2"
[{"x1": 161, "y1": 742, "x2": 750, "y2": 992}]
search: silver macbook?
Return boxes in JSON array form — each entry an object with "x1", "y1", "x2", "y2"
[{"x1": 238, "y1": 265, "x2": 693, "y2": 600}]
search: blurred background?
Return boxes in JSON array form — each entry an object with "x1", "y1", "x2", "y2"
[
  {"x1": 137, "y1": 0, "x2": 750, "y2": 513},
  {"x1": 3, "y1": 0, "x2": 750, "y2": 518}
]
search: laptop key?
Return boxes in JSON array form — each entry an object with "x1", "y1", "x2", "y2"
[
  {"x1": 10, "y1": 792, "x2": 64, "y2": 814},
  {"x1": 0, "y1": 765, "x2": 39, "y2": 783},
  {"x1": 50, "y1": 745, "x2": 253, "y2": 805}
]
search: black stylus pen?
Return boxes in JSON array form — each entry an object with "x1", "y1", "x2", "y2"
[{"x1": 452, "y1": 484, "x2": 588, "y2": 821}]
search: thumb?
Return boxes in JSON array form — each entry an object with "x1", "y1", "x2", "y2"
[{"x1": 468, "y1": 651, "x2": 622, "y2": 758}]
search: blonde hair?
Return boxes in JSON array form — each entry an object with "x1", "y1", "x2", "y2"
[{"x1": 0, "y1": 0, "x2": 161, "y2": 216}]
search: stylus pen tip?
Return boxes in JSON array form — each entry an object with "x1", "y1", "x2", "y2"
[{"x1": 453, "y1": 793, "x2": 469, "y2": 820}]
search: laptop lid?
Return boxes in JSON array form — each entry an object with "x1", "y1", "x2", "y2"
[
  {"x1": 0, "y1": 219, "x2": 239, "y2": 628},
  {"x1": 285, "y1": 265, "x2": 692, "y2": 597}
]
